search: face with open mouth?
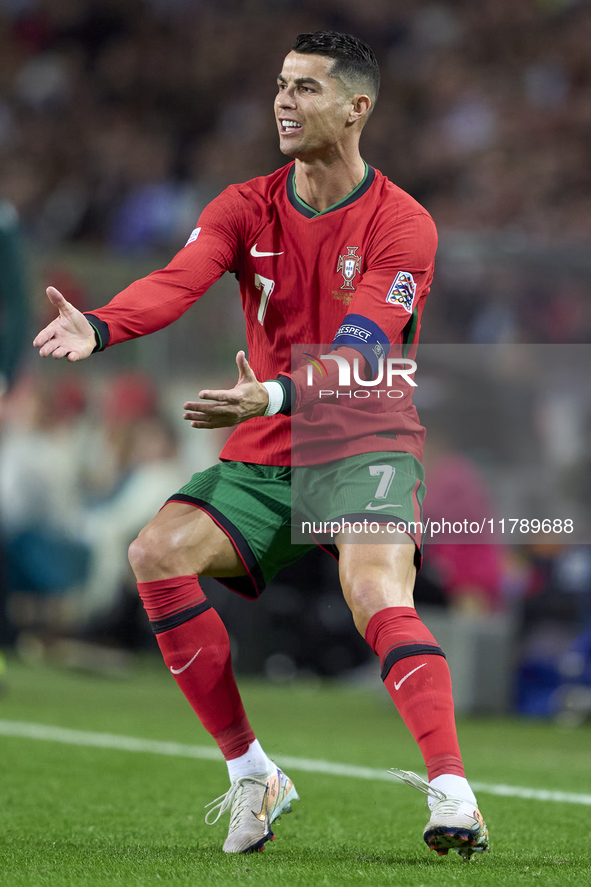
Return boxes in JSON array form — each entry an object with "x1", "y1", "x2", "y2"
[{"x1": 275, "y1": 51, "x2": 353, "y2": 160}]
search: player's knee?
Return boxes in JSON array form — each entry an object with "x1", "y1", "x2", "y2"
[
  {"x1": 341, "y1": 569, "x2": 414, "y2": 634},
  {"x1": 128, "y1": 529, "x2": 173, "y2": 579},
  {"x1": 345, "y1": 576, "x2": 383, "y2": 622}
]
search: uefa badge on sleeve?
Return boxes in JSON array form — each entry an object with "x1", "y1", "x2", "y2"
[
  {"x1": 185, "y1": 227, "x2": 201, "y2": 246},
  {"x1": 386, "y1": 271, "x2": 416, "y2": 312}
]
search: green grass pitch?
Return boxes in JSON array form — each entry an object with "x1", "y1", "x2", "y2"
[{"x1": 0, "y1": 656, "x2": 590, "y2": 887}]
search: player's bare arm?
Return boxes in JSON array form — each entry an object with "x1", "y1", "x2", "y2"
[
  {"x1": 33, "y1": 286, "x2": 95, "y2": 361},
  {"x1": 183, "y1": 350, "x2": 269, "y2": 429}
]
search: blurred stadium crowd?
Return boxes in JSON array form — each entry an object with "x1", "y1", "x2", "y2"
[
  {"x1": 0, "y1": 0, "x2": 590, "y2": 344},
  {"x1": 0, "y1": 0, "x2": 591, "y2": 247},
  {"x1": 1, "y1": 0, "x2": 591, "y2": 718}
]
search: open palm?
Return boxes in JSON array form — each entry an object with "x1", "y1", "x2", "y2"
[{"x1": 33, "y1": 287, "x2": 96, "y2": 361}]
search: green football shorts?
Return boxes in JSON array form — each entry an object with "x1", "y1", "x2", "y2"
[{"x1": 168, "y1": 452, "x2": 425, "y2": 599}]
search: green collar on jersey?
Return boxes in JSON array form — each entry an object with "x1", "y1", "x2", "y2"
[{"x1": 287, "y1": 162, "x2": 375, "y2": 218}]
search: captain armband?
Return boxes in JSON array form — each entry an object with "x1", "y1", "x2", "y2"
[{"x1": 330, "y1": 313, "x2": 390, "y2": 377}]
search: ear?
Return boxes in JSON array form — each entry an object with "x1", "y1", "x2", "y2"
[{"x1": 348, "y1": 93, "x2": 372, "y2": 125}]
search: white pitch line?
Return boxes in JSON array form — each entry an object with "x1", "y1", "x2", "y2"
[{"x1": 1, "y1": 719, "x2": 590, "y2": 807}]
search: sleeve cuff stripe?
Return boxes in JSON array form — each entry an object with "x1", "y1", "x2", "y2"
[
  {"x1": 83, "y1": 314, "x2": 109, "y2": 351},
  {"x1": 87, "y1": 321, "x2": 102, "y2": 352}
]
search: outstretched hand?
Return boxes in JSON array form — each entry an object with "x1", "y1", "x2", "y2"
[
  {"x1": 183, "y1": 351, "x2": 269, "y2": 429},
  {"x1": 33, "y1": 287, "x2": 96, "y2": 361}
]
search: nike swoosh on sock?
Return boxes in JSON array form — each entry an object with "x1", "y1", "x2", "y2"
[
  {"x1": 394, "y1": 662, "x2": 426, "y2": 690},
  {"x1": 170, "y1": 647, "x2": 202, "y2": 674}
]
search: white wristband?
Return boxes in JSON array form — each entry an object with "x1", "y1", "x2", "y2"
[{"x1": 262, "y1": 381, "x2": 285, "y2": 417}]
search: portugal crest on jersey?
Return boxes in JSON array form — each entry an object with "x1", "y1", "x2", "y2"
[{"x1": 337, "y1": 246, "x2": 362, "y2": 290}]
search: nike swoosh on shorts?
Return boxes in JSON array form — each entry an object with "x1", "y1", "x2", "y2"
[{"x1": 365, "y1": 502, "x2": 402, "y2": 510}]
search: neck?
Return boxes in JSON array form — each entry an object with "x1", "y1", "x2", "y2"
[{"x1": 293, "y1": 153, "x2": 367, "y2": 213}]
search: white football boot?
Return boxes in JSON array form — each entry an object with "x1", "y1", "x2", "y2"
[
  {"x1": 389, "y1": 768, "x2": 489, "y2": 859},
  {"x1": 205, "y1": 763, "x2": 299, "y2": 853}
]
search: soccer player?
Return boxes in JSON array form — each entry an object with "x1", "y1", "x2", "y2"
[{"x1": 34, "y1": 32, "x2": 489, "y2": 859}]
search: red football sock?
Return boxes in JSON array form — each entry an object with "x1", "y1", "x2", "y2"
[
  {"x1": 137, "y1": 576, "x2": 255, "y2": 760},
  {"x1": 365, "y1": 606, "x2": 464, "y2": 780}
]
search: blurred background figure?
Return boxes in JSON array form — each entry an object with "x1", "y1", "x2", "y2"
[
  {"x1": 0, "y1": 198, "x2": 28, "y2": 400},
  {"x1": 0, "y1": 194, "x2": 30, "y2": 658},
  {"x1": 74, "y1": 374, "x2": 185, "y2": 632},
  {"x1": 0, "y1": 371, "x2": 187, "y2": 665},
  {"x1": 0, "y1": 374, "x2": 90, "y2": 638},
  {"x1": 420, "y1": 427, "x2": 505, "y2": 614}
]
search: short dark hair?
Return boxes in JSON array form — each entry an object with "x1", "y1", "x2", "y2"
[{"x1": 292, "y1": 31, "x2": 380, "y2": 106}]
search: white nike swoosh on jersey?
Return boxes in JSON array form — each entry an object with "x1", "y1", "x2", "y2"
[
  {"x1": 170, "y1": 648, "x2": 202, "y2": 675},
  {"x1": 365, "y1": 502, "x2": 402, "y2": 510},
  {"x1": 394, "y1": 662, "x2": 427, "y2": 690},
  {"x1": 250, "y1": 243, "x2": 284, "y2": 257}
]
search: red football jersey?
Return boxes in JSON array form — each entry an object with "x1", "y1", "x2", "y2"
[{"x1": 87, "y1": 162, "x2": 437, "y2": 466}]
